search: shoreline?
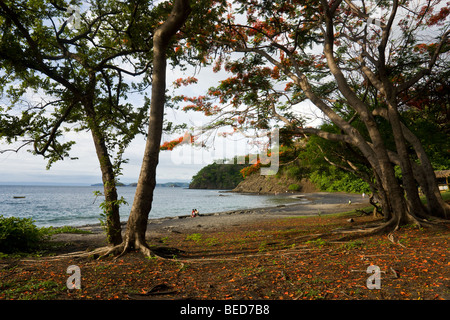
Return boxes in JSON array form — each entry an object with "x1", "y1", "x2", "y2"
[{"x1": 51, "y1": 192, "x2": 371, "y2": 247}]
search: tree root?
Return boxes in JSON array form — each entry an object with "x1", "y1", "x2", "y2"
[
  {"x1": 37, "y1": 239, "x2": 167, "y2": 261},
  {"x1": 38, "y1": 247, "x2": 113, "y2": 261},
  {"x1": 328, "y1": 211, "x2": 449, "y2": 247},
  {"x1": 333, "y1": 210, "x2": 448, "y2": 237},
  {"x1": 97, "y1": 238, "x2": 165, "y2": 261},
  {"x1": 405, "y1": 211, "x2": 450, "y2": 229},
  {"x1": 355, "y1": 209, "x2": 372, "y2": 216},
  {"x1": 332, "y1": 219, "x2": 395, "y2": 236}
]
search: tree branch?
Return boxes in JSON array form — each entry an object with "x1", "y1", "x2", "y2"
[
  {"x1": 380, "y1": 0, "x2": 398, "y2": 52},
  {"x1": 292, "y1": 127, "x2": 355, "y2": 145},
  {"x1": 34, "y1": 102, "x2": 77, "y2": 155},
  {"x1": 343, "y1": 0, "x2": 387, "y2": 29},
  {"x1": 397, "y1": 29, "x2": 450, "y2": 93},
  {"x1": 0, "y1": 140, "x2": 34, "y2": 154}
]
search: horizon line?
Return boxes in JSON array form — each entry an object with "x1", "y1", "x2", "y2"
[{"x1": 0, "y1": 180, "x2": 191, "y2": 187}]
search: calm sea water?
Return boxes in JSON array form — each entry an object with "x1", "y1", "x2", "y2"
[{"x1": 0, "y1": 185, "x2": 297, "y2": 228}]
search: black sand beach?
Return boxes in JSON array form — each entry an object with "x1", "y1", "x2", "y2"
[{"x1": 52, "y1": 192, "x2": 370, "y2": 247}]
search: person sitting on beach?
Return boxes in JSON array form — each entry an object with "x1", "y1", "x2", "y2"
[
  {"x1": 191, "y1": 209, "x2": 196, "y2": 218},
  {"x1": 194, "y1": 209, "x2": 199, "y2": 217}
]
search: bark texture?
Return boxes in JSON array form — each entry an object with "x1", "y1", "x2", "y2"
[
  {"x1": 117, "y1": 0, "x2": 191, "y2": 256},
  {"x1": 83, "y1": 98, "x2": 123, "y2": 245}
]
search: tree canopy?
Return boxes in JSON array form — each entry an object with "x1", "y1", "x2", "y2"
[{"x1": 172, "y1": 0, "x2": 450, "y2": 231}]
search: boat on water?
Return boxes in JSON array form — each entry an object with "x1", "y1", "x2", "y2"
[{"x1": 13, "y1": 196, "x2": 26, "y2": 199}]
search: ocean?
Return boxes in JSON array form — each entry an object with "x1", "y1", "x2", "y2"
[{"x1": 0, "y1": 185, "x2": 298, "y2": 228}]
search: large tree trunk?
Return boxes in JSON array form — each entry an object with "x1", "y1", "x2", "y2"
[
  {"x1": 83, "y1": 99, "x2": 123, "y2": 246},
  {"x1": 317, "y1": 1, "x2": 430, "y2": 230},
  {"x1": 118, "y1": 0, "x2": 191, "y2": 256},
  {"x1": 401, "y1": 124, "x2": 450, "y2": 219},
  {"x1": 386, "y1": 101, "x2": 428, "y2": 220},
  {"x1": 372, "y1": 107, "x2": 450, "y2": 219}
]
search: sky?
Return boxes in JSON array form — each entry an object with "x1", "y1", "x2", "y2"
[
  {"x1": 0, "y1": 62, "x2": 323, "y2": 186},
  {"x1": 0, "y1": 4, "x2": 327, "y2": 186},
  {"x1": 0, "y1": 67, "x2": 220, "y2": 185}
]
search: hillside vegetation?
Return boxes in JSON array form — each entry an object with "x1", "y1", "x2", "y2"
[
  {"x1": 232, "y1": 139, "x2": 372, "y2": 194},
  {"x1": 190, "y1": 119, "x2": 449, "y2": 194},
  {"x1": 189, "y1": 162, "x2": 245, "y2": 189},
  {"x1": 189, "y1": 141, "x2": 375, "y2": 193}
]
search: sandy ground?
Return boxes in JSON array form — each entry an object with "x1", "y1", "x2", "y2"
[{"x1": 51, "y1": 192, "x2": 370, "y2": 248}]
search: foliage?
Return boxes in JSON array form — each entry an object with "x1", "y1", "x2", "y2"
[
  {"x1": 189, "y1": 161, "x2": 245, "y2": 189},
  {"x1": 0, "y1": 216, "x2": 93, "y2": 254},
  {"x1": 240, "y1": 159, "x2": 261, "y2": 178},
  {"x1": 0, "y1": 0, "x2": 153, "y2": 169},
  {"x1": 0, "y1": 215, "x2": 48, "y2": 253},
  {"x1": 402, "y1": 106, "x2": 450, "y2": 170},
  {"x1": 0, "y1": 0, "x2": 161, "y2": 244},
  {"x1": 286, "y1": 166, "x2": 303, "y2": 179},
  {"x1": 308, "y1": 168, "x2": 370, "y2": 194},
  {"x1": 93, "y1": 190, "x2": 128, "y2": 242},
  {"x1": 160, "y1": 136, "x2": 186, "y2": 151},
  {"x1": 230, "y1": 136, "x2": 372, "y2": 193}
]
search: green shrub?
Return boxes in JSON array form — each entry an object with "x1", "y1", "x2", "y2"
[
  {"x1": 288, "y1": 183, "x2": 300, "y2": 191},
  {"x1": 308, "y1": 168, "x2": 370, "y2": 194},
  {"x1": 0, "y1": 215, "x2": 48, "y2": 253}
]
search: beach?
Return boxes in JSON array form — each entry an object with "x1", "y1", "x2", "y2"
[{"x1": 51, "y1": 192, "x2": 370, "y2": 249}]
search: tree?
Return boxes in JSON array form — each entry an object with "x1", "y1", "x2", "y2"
[
  {"x1": 0, "y1": 0, "x2": 154, "y2": 244},
  {"x1": 1, "y1": 0, "x2": 225, "y2": 257},
  {"x1": 106, "y1": 0, "x2": 191, "y2": 257},
  {"x1": 177, "y1": 0, "x2": 450, "y2": 232}
]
